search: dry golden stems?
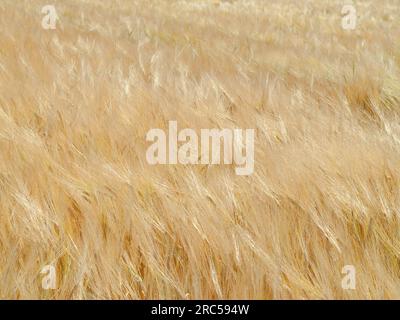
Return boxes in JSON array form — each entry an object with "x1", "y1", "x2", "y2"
[{"x1": 0, "y1": 0, "x2": 399, "y2": 299}]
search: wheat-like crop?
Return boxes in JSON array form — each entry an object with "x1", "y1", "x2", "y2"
[{"x1": 0, "y1": 0, "x2": 399, "y2": 299}]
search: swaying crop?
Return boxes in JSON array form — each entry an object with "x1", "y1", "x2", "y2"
[{"x1": 0, "y1": 0, "x2": 399, "y2": 299}]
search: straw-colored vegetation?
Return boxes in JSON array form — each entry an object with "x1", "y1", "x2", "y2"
[{"x1": 0, "y1": 0, "x2": 399, "y2": 299}]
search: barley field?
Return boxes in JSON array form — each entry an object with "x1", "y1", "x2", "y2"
[{"x1": 0, "y1": 0, "x2": 399, "y2": 299}]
